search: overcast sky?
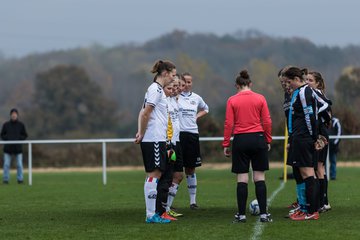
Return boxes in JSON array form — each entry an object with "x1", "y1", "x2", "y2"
[{"x1": 1, "y1": 0, "x2": 360, "y2": 57}]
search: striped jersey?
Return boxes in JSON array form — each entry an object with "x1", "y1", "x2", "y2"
[
  {"x1": 312, "y1": 89, "x2": 332, "y2": 125},
  {"x1": 329, "y1": 117, "x2": 341, "y2": 145},
  {"x1": 312, "y1": 89, "x2": 332, "y2": 139},
  {"x1": 288, "y1": 84, "x2": 317, "y2": 140}
]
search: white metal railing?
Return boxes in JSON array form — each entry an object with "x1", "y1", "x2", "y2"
[{"x1": 0, "y1": 135, "x2": 359, "y2": 186}]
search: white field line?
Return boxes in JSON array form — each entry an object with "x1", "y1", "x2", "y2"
[{"x1": 250, "y1": 182, "x2": 286, "y2": 240}]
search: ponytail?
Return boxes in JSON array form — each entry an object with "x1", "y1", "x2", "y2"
[{"x1": 151, "y1": 60, "x2": 176, "y2": 75}]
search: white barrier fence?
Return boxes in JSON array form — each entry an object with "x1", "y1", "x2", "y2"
[{"x1": 0, "y1": 135, "x2": 359, "y2": 186}]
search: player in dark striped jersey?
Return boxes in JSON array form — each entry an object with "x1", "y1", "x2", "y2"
[
  {"x1": 307, "y1": 71, "x2": 332, "y2": 213},
  {"x1": 282, "y1": 67, "x2": 320, "y2": 221},
  {"x1": 278, "y1": 67, "x2": 307, "y2": 216}
]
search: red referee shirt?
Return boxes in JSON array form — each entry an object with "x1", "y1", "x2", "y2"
[{"x1": 222, "y1": 90, "x2": 272, "y2": 147}]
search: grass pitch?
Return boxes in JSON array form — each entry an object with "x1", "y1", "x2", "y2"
[{"x1": 0, "y1": 167, "x2": 359, "y2": 240}]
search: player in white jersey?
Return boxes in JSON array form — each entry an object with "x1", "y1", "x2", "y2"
[
  {"x1": 178, "y1": 72, "x2": 209, "y2": 210},
  {"x1": 154, "y1": 81, "x2": 179, "y2": 221},
  {"x1": 178, "y1": 74, "x2": 186, "y2": 93},
  {"x1": 135, "y1": 60, "x2": 176, "y2": 223},
  {"x1": 165, "y1": 76, "x2": 185, "y2": 217},
  {"x1": 306, "y1": 71, "x2": 332, "y2": 213}
]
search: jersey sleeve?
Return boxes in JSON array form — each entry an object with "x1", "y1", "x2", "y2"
[
  {"x1": 261, "y1": 97, "x2": 272, "y2": 143},
  {"x1": 222, "y1": 98, "x2": 234, "y2": 147},
  {"x1": 198, "y1": 96, "x2": 209, "y2": 113},
  {"x1": 333, "y1": 118, "x2": 341, "y2": 145},
  {"x1": 313, "y1": 90, "x2": 332, "y2": 126},
  {"x1": 145, "y1": 84, "x2": 162, "y2": 108}
]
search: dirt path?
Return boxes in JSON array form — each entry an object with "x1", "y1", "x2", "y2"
[{"x1": 25, "y1": 161, "x2": 360, "y2": 173}]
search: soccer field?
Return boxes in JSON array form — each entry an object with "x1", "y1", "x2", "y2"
[{"x1": 0, "y1": 167, "x2": 359, "y2": 240}]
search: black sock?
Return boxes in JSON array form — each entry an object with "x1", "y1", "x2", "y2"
[
  {"x1": 315, "y1": 178, "x2": 320, "y2": 211},
  {"x1": 237, "y1": 182, "x2": 248, "y2": 215},
  {"x1": 255, "y1": 181, "x2": 267, "y2": 215},
  {"x1": 304, "y1": 176, "x2": 317, "y2": 214},
  {"x1": 156, "y1": 176, "x2": 169, "y2": 215},
  {"x1": 324, "y1": 176, "x2": 329, "y2": 205},
  {"x1": 293, "y1": 166, "x2": 303, "y2": 184},
  {"x1": 319, "y1": 178, "x2": 325, "y2": 208}
]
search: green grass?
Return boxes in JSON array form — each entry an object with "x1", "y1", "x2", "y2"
[{"x1": 0, "y1": 167, "x2": 359, "y2": 240}]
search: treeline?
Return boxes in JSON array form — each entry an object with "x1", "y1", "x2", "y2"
[{"x1": 1, "y1": 30, "x2": 360, "y2": 167}]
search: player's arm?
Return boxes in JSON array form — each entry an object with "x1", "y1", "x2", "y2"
[
  {"x1": 223, "y1": 98, "x2": 234, "y2": 156},
  {"x1": 261, "y1": 97, "x2": 272, "y2": 148},
  {"x1": 196, "y1": 110, "x2": 208, "y2": 120},
  {"x1": 334, "y1": 119, "x2": 341, "y2": 145},
  {"x1": 20, "y1": 123, "x2": 28, "y2": 140},
  {"x1": 135, "y1": 105, "x2": 154, "y2": 144},
  {"x1": 196, "y1": 96, "x2": 209, "y2": 120},
  {"x1": 135, "y1": 85, "x2": 162, "y2": 144},
  {"x1": 137, "y1": 108, "x2": 143, "y2": 136},
  {"x1": 313, "y1": 90, "x2": 331, "y2": 126},
  {"x1": 302, "y1": 87, "x2": 317, "y2": 140},
  {"x1": 1, "y1": 123, "x2": 7, "y2": 140}
]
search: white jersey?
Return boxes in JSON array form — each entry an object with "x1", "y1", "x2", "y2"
[
  {"x1": 178, "y1": 92, "x2": 209, "y2": 134},
  {"x1": 167, "y1": 97, "x2": 180, "y2": 144},
  {"x1": 142, "y1": 82, "x2": 168, "y2": 142}
]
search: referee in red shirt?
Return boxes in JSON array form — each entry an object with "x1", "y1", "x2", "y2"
[{"x1": 223, "y1": 70, "x2": 272, "y2": 223}]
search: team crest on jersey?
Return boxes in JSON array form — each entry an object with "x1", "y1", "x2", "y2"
[
  {"x1": 157, "y1": 87, "x2": 162, "y2": 93},
  {"x1": 190, "y1": 100, "x2": 196, "y2": 105}
]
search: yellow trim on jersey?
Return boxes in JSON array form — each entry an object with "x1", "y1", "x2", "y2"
[{"x1": 167, "y1": 114, "x2": 173, "y2": 141}]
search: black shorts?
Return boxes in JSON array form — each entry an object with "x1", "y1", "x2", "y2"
[
  {"x1": 173, "y1": 142, "x2": 184, "y2": 172},
  {"x1": 140, "y1": 142, "x2": 167, "y2": 172},
  {"x1": 231, "y1": 132, "x2": 269, "y2": 174},
  {"x1": 318, "y1": 127, "x2": 329, "y2": 163},
  {"x1": 286, "y1": 142, "x2": 293, "y2": 166},
  {"x1": 290, "y1": 137, "x2": 315, "y2": 168},
  {"x1": 317, "y1": 144, "x2": 328, "y2": 163},
  {"x1": 179, "y1": 132, "x2": 202, "y2": 168}
]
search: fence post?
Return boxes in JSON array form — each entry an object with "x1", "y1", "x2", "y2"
[
  {"x1": 28, "y1": 143, "x2": 32, "y2": 186},
  {"x1": 102, "y1": 141, "x2": 107, "y2": 185},
  {"x1": 283, "y1": 124, "x2": 289, "y2": 183},
  {"x1": 326, "y1": 146, "x2": 330, "y2": 180}
]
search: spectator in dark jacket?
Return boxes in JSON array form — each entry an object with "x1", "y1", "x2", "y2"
[
  {"x1": 328, "y1": 117, "x2": 341, "y2": 180},
  {"x1": 1, "y1": 108, "x2": 28, "y2": 184}
]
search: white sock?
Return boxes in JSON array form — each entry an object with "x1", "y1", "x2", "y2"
[
  {"x1": 144, "y1": 177, "x2": 158, "y2": 218},
  {"x1": 187, "y1": 174, "x2": 197, "y2": 205},
  {"x1": 166, "y1": 183, "x2": 179, "y2": 212}
]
